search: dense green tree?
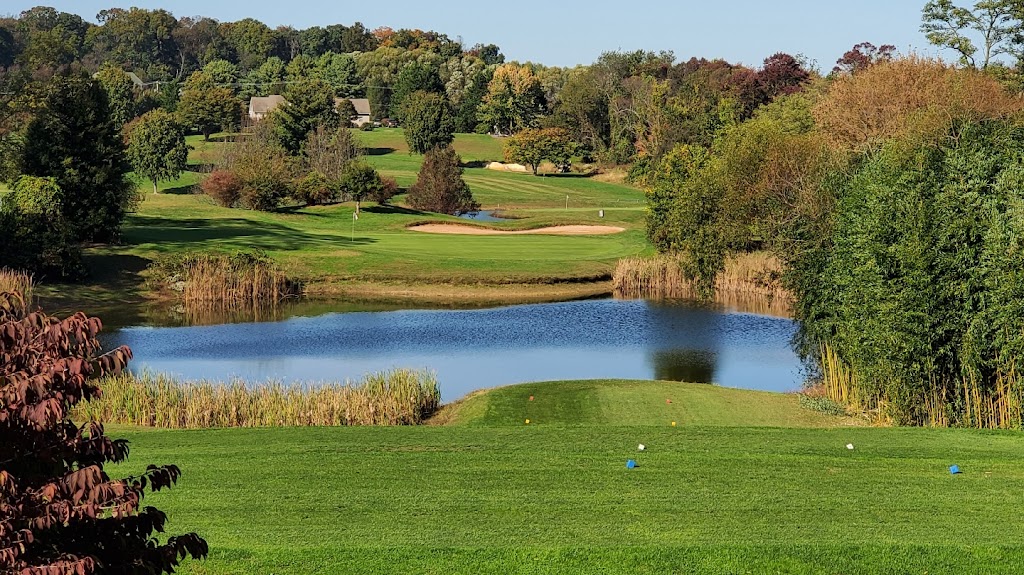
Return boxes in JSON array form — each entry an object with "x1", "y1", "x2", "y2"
[
  {"x1": 126, "y1": 109, "x2": 189, "y2": 194},
  {"x1": 549, "y1": 68, "x2": 609, "y2": 155},
  {"x1": 315, "y1": 52, "x2": 362, "y2": 97},
  {"x1": 407, "y1": 145, "x2": 478, "y2": 215},
  {"x1": 340, "y1": 22, "x2": 378, "y2": 52},
  {"x1": 300, "y1": 25, "x2": 330, "y2": 57},
  {"x1": 14, "y1": 6, "x2": 89, "y2": 68},
  {"x1": 0, "y1": 22, "x2": 17, "y2": 68},
  {"x1": 0, "y1": 175, "x2": 82, "y2": 277},
  {"x1": 202, "y1": 58, "x2": 240, "y2": 88},
  {"x1": 793, "y1": 120, "x2": 1024, "y2": 427},
  {"x1": 272, "y1": 78, "x2": 339, "y2": 154},
  {"x1": 94, "y1": 64, "x2": 138, "y2": 130},
  {"x1": 223, "y1": 18, "x2": 274, "y2": 70},
  {"x1": 470, "y1": 43, "x2": 504, "y2": 65},
  {"x1": 449, "y1": 67, "x2": 489, "y2": 133},
  {"x1": 242, "y1": 56, "x2": 286, "y2": 98},
  {"x1": 91, "y1": 8, "x2": 179, "y2": 80},
  {"x1": 390, "y1": 60, "x2": 444, "y2": 117},
  {"x1": 341, "y1": 161, "x2": 388, "y2": 213},
  {"x1": 286, "y1": 53, "x2": 316, "y2": 81},
  {"x1": 173, "y1": 16, "x2": 228, "y2": 74},
  {"x1": 504, "y1": 127, "x2": 576, "y2": 175},
  {"x1": 177, "y1": 71, "x2": 239, "y2": 140},
  {"x1": 20, "y1": 70, "x2": 137, "y2": 242},
  {"x1": 400, "y1": 90, "x2": 455, "y2": 153}
]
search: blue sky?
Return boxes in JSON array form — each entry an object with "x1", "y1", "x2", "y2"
[{"x1": 6, "y1": 1, "x2": 941, "y2": 70}]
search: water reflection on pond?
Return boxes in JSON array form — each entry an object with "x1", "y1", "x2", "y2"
[{"x1": 103, "y1": 298, "x2": 803, "y2": 401}]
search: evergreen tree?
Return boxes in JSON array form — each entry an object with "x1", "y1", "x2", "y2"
[{"x1": 21, "y1": 70, "x2": 138, "y2": 242}]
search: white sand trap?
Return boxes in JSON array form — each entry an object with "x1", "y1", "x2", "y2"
[{"x1": 409, "y1": 224, "x2": 626, "y2": 236}]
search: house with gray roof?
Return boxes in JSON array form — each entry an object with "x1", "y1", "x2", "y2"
[
  {"x1": 248, "y1": 95, "x2": 288, "y2": 121},
  {"x1": 337, "y1": 98, "x2": 372, "y2": 126}
]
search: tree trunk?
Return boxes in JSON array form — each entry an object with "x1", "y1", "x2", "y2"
[
  {"x1": 153, "y1": 179, "x2": 159, "y2": 194},
  {"x1": 355, "y1": 199, "x2": 361, "y2": 215}
]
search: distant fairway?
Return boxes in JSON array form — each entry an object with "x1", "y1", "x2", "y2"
[{"x1": 49, "y1": 130, "x2": 650, "y2": 305}]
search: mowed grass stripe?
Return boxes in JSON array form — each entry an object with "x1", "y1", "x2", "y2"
[
  {"x1": 448, "y1": 380, "x2": 852, "y2": 427},
  {"x1": 112, "y1": 422, "x2": 1024, "y2": 574}
]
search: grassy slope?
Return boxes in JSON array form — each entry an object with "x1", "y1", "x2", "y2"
[
  {"x1": 111, "y1": 381, "x2": 1024, "y2": 574},
  {"x1": 445, "y1": 379, "x2": 849, "y2": 428}
]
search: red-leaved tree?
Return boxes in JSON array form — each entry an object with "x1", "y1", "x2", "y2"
[{"x1": 0, "y1": 292, "x2": 207, "y2": 574}]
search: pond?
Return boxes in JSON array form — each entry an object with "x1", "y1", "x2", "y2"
[
  {"x1": 103, "y1": 298, "x2": 804, "y2": 401},
  {"x1": 458, "y1": 210, "x2": 510, "y2": 223}
]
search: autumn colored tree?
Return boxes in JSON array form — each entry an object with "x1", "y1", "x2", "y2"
[
  {"x1": 756, "y1": 53, "x2": 811, "y2": 103},
  {"x1": 407, "y1": 145, "x2": 478, "y2": 215},
  {"x1": 813, "y1": 56, "x2": 1023, "y2": 150},
  {"x1": 125, "y1": 109, "x2": 190, "y2": 194},
  {"x1": 0, "y1": 292, "x2": 208, "y2": 574},
  {"x1": 478, "y1": 63, "x2": 546, "y2": 135},
  {"x1": 504, "y1": 127, "x2": 575, "y2": 175},
  {"x1": 832, "y1": 42, "x2": 896, "y2": 75}
]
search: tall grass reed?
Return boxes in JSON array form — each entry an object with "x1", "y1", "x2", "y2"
[
  {"x1": 150, "y1": 250, "x2": 301, "y2": 312},
  {"x1": 818, "y1": 343, "x2": 1023, "y2": 429},
  {"x1": 613, "y1": 252, "x2": 791, "y2": 313},
  {"x1": 76, "y1": 369, "x2": 441, "y2": 428},
  {"x1": 0, "y1": 268, "x2": 33, "y2": 304}
]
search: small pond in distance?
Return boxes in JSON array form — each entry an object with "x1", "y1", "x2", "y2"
[{"x1": 103, "y1": 298, "x2": 804, "y2": 401}]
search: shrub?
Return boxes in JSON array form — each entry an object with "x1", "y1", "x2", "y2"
[
  {"x1": 0, "y1": 293, "x2": 208, "y2": 573},
  {"x1": 201, "y1": 169, "x2": 243, "y2": 207},
  {"x1": 371, "y1": 176, "x2": 399, "y2": 205},
  {"x1": 294, "y1": 170, "x2": 337, "y2": 206},
  {"x1": 217, "y1": 123, "x2": 294, "y2": 211},
  {"x1": 407, "y1": 145, "x2": 479, "y2": 215}
]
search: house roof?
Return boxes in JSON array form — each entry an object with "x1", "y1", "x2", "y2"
[
  {"x1": 91, "y1": 69, "x2": 147, "y2": 88},
  {"x1": 336, "y1": 98, "x2": 371, "y2": 116},
  {"x1": 249, "y1": 95, "x2": 288, "y2": 115},
  {"x1": 126, "y1": 72, "x2": 145, "y2": 87}
]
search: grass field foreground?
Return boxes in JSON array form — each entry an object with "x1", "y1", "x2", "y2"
[{"x1": 109, "y1": 380, "x2": 1024, "y2": 574}]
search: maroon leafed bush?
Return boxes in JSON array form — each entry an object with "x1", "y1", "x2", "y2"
[
  {"x1": 201, "y1": 169, "x2": 243, "y2": 207},
  {"x1": 0, "y1": 292, "x2": 207, "y2": 574}
]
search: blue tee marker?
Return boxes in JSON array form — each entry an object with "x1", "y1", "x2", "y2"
[
  {"x1": 626, "y1": 460, "x2": 637, "y2": 469},
  {"x1": 950, "y1": 465, "x2": 961, "y2": 475}
]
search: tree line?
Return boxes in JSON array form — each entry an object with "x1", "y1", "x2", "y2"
[{"x1": 643, "y1": 0, "x2": 1024, "y2": 429}]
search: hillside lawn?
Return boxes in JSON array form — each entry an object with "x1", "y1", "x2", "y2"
[
  {"x1": 45, "y1": 130, "x2": 649, "y2": 309},
  {"x1": 111, "y1": 380, "x2": 1024, "y2": 575}
]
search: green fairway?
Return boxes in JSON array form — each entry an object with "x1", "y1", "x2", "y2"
[
  {"x1": 62, "y1": 130, "x2": 650, "y2": 299},
  {"x1": 110, "y1": 381, "x2": 1024, "y2": 574}
]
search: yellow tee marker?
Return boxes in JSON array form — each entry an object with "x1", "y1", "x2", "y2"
[
  {"x1": 671, "y1": 421, "x2": 677, "y2": 427},
  {"x1": 525, "y1": 419, "x2": 531, "y2": 425}
]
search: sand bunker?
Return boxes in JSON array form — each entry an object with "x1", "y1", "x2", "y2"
[{"x1": 409, "y1": 224, "x2": 626, "y2": 236}]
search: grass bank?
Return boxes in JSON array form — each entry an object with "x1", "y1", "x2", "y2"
[{"x1": 108, "y1": 380, "x2": 1024, "y2": 574}]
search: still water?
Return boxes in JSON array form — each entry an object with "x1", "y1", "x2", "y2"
[{"x1": 104, "y1": 298, "x2": 803, "y2": 401}]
